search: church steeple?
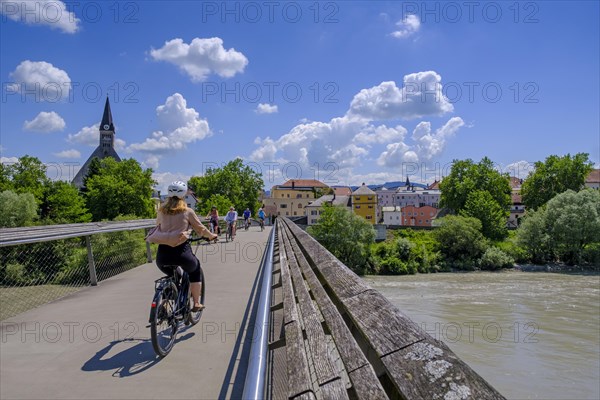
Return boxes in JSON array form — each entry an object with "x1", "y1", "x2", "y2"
[
  {"x1": 405, "y1": 176, "x2": 411, "y2": 188},
  {"x1": 100, "y1": 97, "x2": 114, "y2": 132}
]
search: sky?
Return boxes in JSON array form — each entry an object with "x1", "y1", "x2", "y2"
[{"x1": 1, "y1": 0, "x2": 598, "y2": 192}]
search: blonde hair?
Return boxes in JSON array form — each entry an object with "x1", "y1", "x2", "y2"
[{"x1": 159, "y1": 197, "x2": 188, "y2": 215}]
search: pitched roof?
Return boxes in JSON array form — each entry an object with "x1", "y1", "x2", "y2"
[
  {"x1": 280, "y1": 179, "x2": 328, "y2": 188},
  {"x1": 586, "y1": 169, "x2": 600, "y2": 183},
  {"x1": 427, "y1": 180, "x2": 440, "y2": 190},
  {"x1": 509, "y1": 176, "x2": 523, "y2": 189},
  {"x1": 332, "y1": 186, "x2": 352, "y2": 196},
  {"x1": 306, "y1": 195, "x2": 351, "y2": 207},
  {"x1": 352, "y1": 184, "x2": 376, "y2": 195}
]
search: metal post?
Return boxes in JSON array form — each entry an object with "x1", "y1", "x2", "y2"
[
  {"x1": 86, "y1": 235, "x2": 98, "y2": 286},
  {"x1": 145, "y1": 228, "x2": 153, "y2": 262}
]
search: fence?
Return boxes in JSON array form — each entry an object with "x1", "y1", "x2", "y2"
[{"x1": 0, "y1": 219, "x2": 155, "y2": 321}]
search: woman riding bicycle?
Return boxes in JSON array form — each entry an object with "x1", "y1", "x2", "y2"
[
  {"x1": 206, "y1": 206, "x2": 220, "y2": 237},
  {"x1": 149, "y1": 181, "x2": 217, "y2": 312},
  {"x1": 225, "y1": 206, "x2": 238, "y2": 240}
]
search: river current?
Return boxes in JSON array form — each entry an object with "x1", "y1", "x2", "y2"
[{"x1": 365, "y1": 271, "x2": 600, "y2": 400}]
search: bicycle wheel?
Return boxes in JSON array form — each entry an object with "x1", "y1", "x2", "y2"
[
  {"x1": 186, "y1": 268, "x2": 206, "y2": 326},
  {"x1": 150, "y1": 281, "x2": 178, "y2": 357}
]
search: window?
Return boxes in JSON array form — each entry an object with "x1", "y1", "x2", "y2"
[
  {"x1": 294, "y1": 212, "x2": 297, "y2": 216},
  {"x1": 298, "y1": 204, "x2": 303, "y2": 208},
  {"x1": 296, "y1": 194, "x2": 302, "y2": 198},
  {"x1": 366, "y1": 215, "x2": 372, "y2": 219},
  {"x1": 285, "y1": 212, "x2": 289, "y2": 216},
  {"x1": 355, "y1": 196, "x2": 361, "y2": 200},
  {"x1": 368, "y1": 205, "x2": 373, "y2": 209},
  {"x1": 287, "y1": 194, "x2": 290, "y2": 198},
  {"x1": 355, "y1": 205, "x2": 361, "y2": 209},
  {"x1": 280, "y1": 204, "x2": 287, "y2": 208},
  {"x1": 306, "y1": 194, "x2": 309, "y2": 198},
  {"x1": 420, "y1": 212, "x2": 424, "y2": 216},
  {"x1": 311, "y1": 210, "x2": 317, "y2": 215},
  {"x1": 368, "y1": 197, "x2": 373, "y2": 200}
]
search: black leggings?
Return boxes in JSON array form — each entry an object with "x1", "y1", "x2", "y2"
[{"x1": 156, "y1": 242, "x2": 202, "y2": 283}]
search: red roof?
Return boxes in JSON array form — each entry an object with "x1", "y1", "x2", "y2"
[
  {"x1": 586, "y1": 169, "x2": 600, "y2": 183},
  {"x1": 509, "y1": 176, "x2": 523, "y2": 189},
  {"x1": 333, "y1": 186, "x2": 352, "y2": 196},
  {"x1": 427, "y1": 180, "x2": 440, "y2": 190}
]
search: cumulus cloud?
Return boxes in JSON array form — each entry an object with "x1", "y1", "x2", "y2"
[
  {"x1": 503, "y1": 160, "x2": 535, "y2": 179},
  {"x1": 128, "y1": 93, "x2": 212, "y2": 167},
  {"x1": 23, "y1": 111, "x2": 65, "y2": 132},
  {"x1": 0, "y1": 0, "x2": 80, "y2": 33},
  {"x1": 256, "y1": 103, "x2": 278, "y2": 114},
  {"x1": 150, "y1": 37, "x2": 248, "y2": 82},
  {"x1": 249, "y1": 71, "x2": 464, "y2": 183},
  {"x1": 1, "y1": 156, "x2": 19, "y2": 164},
  {"x1": 53, "y1": 149, "x2": 80, "y2": 158},
  {"x1": 391, "y1": 14, "x2": 420, "y2": 39},
  {"x1": 348, "y1": 71, "x2": 453, "y2": 120},
  {"x1": 67, "y1": 123, "x2": 126, "y2": 150},
  {"x1": 8, "y1": 60, "x2": 71, "y2": 101}
]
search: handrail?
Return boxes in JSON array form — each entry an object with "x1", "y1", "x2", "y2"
[{"x1": 241, "y1": 225, "x2": 276, "y2": 400}]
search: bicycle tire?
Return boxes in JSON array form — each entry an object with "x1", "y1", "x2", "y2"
[
  {"x1": 150, "y1": 281, "x2": 178, "y2": 357},
  {"x1": 186, "y1": 267, "x2": 206, "y2": 326}
]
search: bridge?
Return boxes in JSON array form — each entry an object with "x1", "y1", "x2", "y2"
[{"x1": 0, "y1": 218, "x2": 505, "y2": 399}]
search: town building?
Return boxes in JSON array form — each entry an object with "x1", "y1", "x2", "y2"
[
  {"x1": 351, "y1": 183, "x2": 377, "y2": 224},
  {"x1": 265, "y1": 179, "x2": 329, "y2": 217},
  {"x1": 586, "y1": 169, "x2": 600, "y2": 190},
  {"x1": 400, "y1": 205, "x2": 438, "y2": 227},
  {"x1": 507, "y1": 176, "x2": 525, "y2": 228},
  {"x1": 72, "y1": 97, "x2": 121, "y2": 189},
  {"x1": 305, "y1": 194, "x2": 352, "y2": 225}
]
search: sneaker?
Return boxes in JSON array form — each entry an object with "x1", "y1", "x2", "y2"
[{"x1": 192, "y1": 304, "x2": 205, "y2": 312}]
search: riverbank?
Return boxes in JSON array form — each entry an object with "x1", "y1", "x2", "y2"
[{"x1": 514, "y1": 263, "x2": 600, "y2": 274}]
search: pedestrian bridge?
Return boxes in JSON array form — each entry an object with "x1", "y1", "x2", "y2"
[{"x1": 0, "y1": 218, "x2": 504, "y2": 399}]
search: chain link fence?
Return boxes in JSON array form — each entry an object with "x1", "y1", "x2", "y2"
[{"x1": 0, "y1": 227, "x2": 152, "y2": 321}]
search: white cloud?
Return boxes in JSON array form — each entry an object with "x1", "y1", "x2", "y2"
[
  {"x1": 412, "y1": 117, "x2": 465, "y2": 161},
  {"x1": 1, "y1": 156, "x2": 19, "y2": 164},
  {"x1": 354, "y1": 124, "x2": 407, "y2": 145},
  {"x1": 150, "y1": 37, "x2": 248, "y2": 82},
  {"x1": 23, "y1": 111, "x2": 65, "y2": 132},
  {"x1": 503, "y1": 160, "x2": 535, "y2": 179},
  {"x1": 391, "y1": 14, "x2": 420, "y2": 39},
  {"x1": 128, "y1": 93, "x2": 212, "y2": 167},
  {"x1": 256, "y1": 103, "x2": 278, "y2": 114},
  {"x1": 348, "y1": 71, "x2": 453, "y2": 120},
  {"x1": 152, "y1": 171, "x2": 193, "y2": 194},
  {"x1": 53, "y1": 149, "x2": 80, "y2": 158},
  {"x1": 8, "y1": 60, "x2": 71, "y2": 101},
  {"x1": 0, "y1": 0, "x2": 80, "y2": 33},
  {"x1": 67, "y1": 123, "x2": 126, "y2": 150}
]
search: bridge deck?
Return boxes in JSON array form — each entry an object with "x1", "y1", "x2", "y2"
[{"x1": 0, "y1": 226, "x2": 272, "y2": 400}]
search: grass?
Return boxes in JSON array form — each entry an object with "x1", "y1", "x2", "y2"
[{"x1": 0, "y1": 284, "x2": 85, "y2": 321}]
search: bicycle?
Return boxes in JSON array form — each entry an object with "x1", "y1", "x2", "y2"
[
  {"x1": 225, "y1": 221, "x2": 235, "y2": 242},
  {"x1": 244, "y1": 218, "x2": 249, "y2": 231},
  {"x1": 149, "y1": 237, "x2": 206, "y2": 357},
  {"x1": 259, "y1": 218, "x2": 264, "y2": 232}
]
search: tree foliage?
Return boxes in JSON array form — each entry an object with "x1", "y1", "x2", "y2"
[
  {"x1": 440, "y1": 157, "x2": 511, "y2": 213},
  {"x1": 4, "y1": 155, "x2": 50, "y2": 205},
  {"x1": 460, "y1": 190, "x2": 508, "y2": 240},
  {"x1": 307, "y1": 204, "x2": 375, "y2": 274},
  {"x1": 433, "y1": 215, "x2": 488, "y2": 270},
  {"x1": 197, "y1": 193, "x2": 232, "y2": 217},
  {"x1": 0, "y1": 190, "x2": 38, "y2": 227},
  {"x1": 85, "y1": 158, "x2": 155, "y2": 221},
  {"x1": 41, "y1": 180, "x2": 91, "y2": 223},
  {"x1": 188, "y1": 158, "x2": 264, "y2": 214},
  {"x1": 521, "y1": 153, "x2": 594, "y2": 210}
]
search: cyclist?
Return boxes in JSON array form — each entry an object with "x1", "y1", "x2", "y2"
[
  {"x1": 243, "y1": 208, "x2": 251, "y2": 229},
  {"x1": 225, "y1": 206, "x2": 238, "y2": 240},
  {"x1": 257, "y1": 207, "x2": 266, "y2": 230},
  {"x1": 206, "y1": 206, "x2": 220, "y2": 239},
  {"x1": 149, "y1": 181, "x2": 217, "y2": 312}
]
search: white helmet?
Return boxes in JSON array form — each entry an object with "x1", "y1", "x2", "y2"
[{"x1": 167, "y1": 181, "x2": 187, "y2": 199}]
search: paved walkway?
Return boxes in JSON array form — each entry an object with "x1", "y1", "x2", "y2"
[{"x1": 0, "y1": 226, "x2": 272, "y2": 400}]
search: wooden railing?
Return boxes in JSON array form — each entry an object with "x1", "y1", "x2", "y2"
[{"x1": 268, "y1": 217, "x2": 505, "y2": 399}]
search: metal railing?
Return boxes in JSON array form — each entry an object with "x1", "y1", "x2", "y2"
[
  {"x1": 0, "y1": 219, "x2": 155, "y2": 321},
  {"x1": 241, "y1": 225, "x2": 276, "y2": 400}
]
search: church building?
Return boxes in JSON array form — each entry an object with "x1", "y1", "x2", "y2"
[{"x1": 72, "y1": 97, "x2": 121, "y2": 189}]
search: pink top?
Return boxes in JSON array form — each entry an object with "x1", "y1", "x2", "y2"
[{"x1": 148, "y1": 208, "x2": 210, "y2": 247}]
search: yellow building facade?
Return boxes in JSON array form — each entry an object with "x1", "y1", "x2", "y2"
[
  {"x1": 351, "y1": 184, "x2": 377, "y2": 224},
  {"x1": 265, "y1": 179, "x2": 329, "y2": 217}
]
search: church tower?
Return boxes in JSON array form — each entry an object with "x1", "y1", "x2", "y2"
[{"x1": 72, "y1": 97, "x2": 122, "y2": 189}]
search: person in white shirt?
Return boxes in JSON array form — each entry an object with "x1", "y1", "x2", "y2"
[{"x1": 225, "y1": 206, "x2": 238, "y2": 239}]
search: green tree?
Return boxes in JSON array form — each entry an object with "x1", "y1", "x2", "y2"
[
  {"x1": 8, "y1": 155, "x2": 50, "y2": 204},
  {"x1": 440, "y1": 157, "x2": 511, "y2": 214},
  {"x1": 188, "y1": 158, "x2": 263, "y2": 214},
  {"x1": 307, "y1": 204, "x2": 376, "y2": 274},
  {"x1": 433, "y1": 215, "x2": 488, "y2": 270},
  {"x1": 0, "y1": 162, "x2": 13, "y2": 192},
  {"x1": 197, "y1": 193, "x2": 233, "y2": 217},
  {"x1": 41, "y1": 180, "x2": 91, "y2": 223},
  {"x1": 460, "y1": 190, "x2": 508, "y2": 240},
  {"x1": 0, "y1": 190, "x2": 38, "y2": 227},
  {"x1": 85, "y1": 158, "x2": 155, "y2": 221},
  {"x1": 544, "y1": 189, "x2": 600, "y2": 265},
  {"x1": 521, "y1": 153, "x2": 594, "y2": 210},
  {"x1": 516, "y1": 208, "x2": 552, "y2": 264}
]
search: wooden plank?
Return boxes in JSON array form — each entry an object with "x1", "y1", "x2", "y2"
[
  {"x1": 290, "y1": 391, "x2": 317, "y2": 400},
  {"x1": 280, "y1": 222, "x2": 389, "y2": 399},
  {"x1": 318, "y1": 259, "x2": 372, "y2": 300},
  {"x1": 285, "y1": 320, "x2": 314, "y2": 399},
  {"x1": 278, "y1": 232, "x2": 298, "y2": 325},
  {"x1": 348, "y1": 365, "x2": 389, "y2": 400},
  {"x1": 319, "y1": 378, "x2": 349, "y2": 400},
  {"x1": 381, "y1": 339, "x2": 506, "y2": 400},
  {"x1": 342, "y1": 290, "x2": 425, "y2": 357}
]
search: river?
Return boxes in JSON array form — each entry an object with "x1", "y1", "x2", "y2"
[{"x1": 365, "y1": 271, "x2": 600, "y2": 400}]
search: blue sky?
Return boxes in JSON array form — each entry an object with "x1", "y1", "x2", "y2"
[{"x1": 1, "y1": 0, "x2": 598, "y2": 192}]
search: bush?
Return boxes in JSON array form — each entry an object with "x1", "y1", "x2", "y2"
[
  {"x1": 379, "y1": 257, "x2": 409, "y2": 275},
  {"x1": 479, "y1": 247, "x2": 514, "y2": 270},
  {"x1": 582, "y1": 243, "x2": 600, "y2": 267}
]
